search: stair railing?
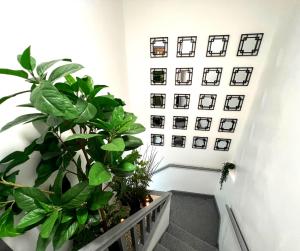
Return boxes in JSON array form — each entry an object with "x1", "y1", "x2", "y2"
[
  {"x1": 79, "y1": 191, "x2": 172, "y2": 251},
  {"x1": 226, "y1": 205, "x2": 249, "y2": 251}
]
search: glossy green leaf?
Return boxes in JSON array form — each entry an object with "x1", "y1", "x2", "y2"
[
  {"x1": 15, "y1": 187, "x2": 50, "y2": 211},
  {"x1": 77, "y1": 76, "x2": 94, "y2": 95},
  {"x1": 48, "y1": 63, "x2": 83, "y2": 82},
  {"x1": 74, "y1": 99, "x2": 97, "y2": 123},
  {"x1": 88, "y1": 85, "x2": 108, "y2": 100},
  {"x1": 65, "y1": 133, "x2": 101, "y2": 141},
  {"x1": 16, "y1": 208, "x2": 46, "y2": 230},
  {"x1": 92, "y1": 96, "x2": 120, "y2": 109},
  {"x1": 88, "y1": 162, "x2": 111, "y2": 186},
  {"x1": 0, "y1": 90, "x2": 30, "y2": 105},
  {"x1": 40, "y1": 210, "x2": 59, "y2": 239},
  {"x1": 64, "y1": 74, "x2": 76, "y2": 85},
  {"x1": 101, "y1": 138, "x2": 125, "y2": 152},
  {"x1": 0, "y1": 113, "x2": 45, "y2": 132},
  {"x1": 89, "y1": 191, "x2": 113, "y2": 210},
  {"x1": 36, "y1": 233, "x2": 51, "y2": 251},
  {"x1": 30, "y1": 82, "x2": 79, "y2": 120},
  {"x1": 61, "y1": 181, "x2": 94, "y2": 209},
  {"x1": 53, "y1": 221, "x2": 79, "y2": 249},
  {"x1": 61, "y1": 214, "x2": 73, "y2": 224},
  {"x1": 36, "y1": 59, "x2": 71, "y2": 77},
  {"x1": 119, "y1": 162, "x2": 136, "y2": 172},
  {"x1": 124, "y1": 123, "x2": 145, "y2": 134},
  {"x1": 0, "y1": 208, "x2": 20, "y2": 237},
  {"x1": 35, "y1": 159, "x2": 59, "y2": 186},
  {"x1": 0, "y1": 68, "x2": 28, "y2": 79},
  {"x1": 18, "y1": 46, "x2": 32, "y2": 71},
  {"x1": 76, "y1": 208, "x2": 88, "y2": 225},
  {"x1": 123, "y1": 135, "x2": 143, "y2": 150},
  {"x1": 111, "y1": 106, "x2": 124, "y2": 127}
]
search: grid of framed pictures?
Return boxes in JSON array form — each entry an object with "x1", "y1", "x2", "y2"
[{"x1": 149, "y1": 33, "x2": 264, "y2": 151}]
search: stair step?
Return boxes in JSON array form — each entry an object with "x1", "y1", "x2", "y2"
[
  {"x1": 154, "y1": 243, "x2": 170, "y2": 251},
  {"x1": 170, "y1": 191, "x2": 220, "y2": 247},
  {"x1": 160, "y1": 232, "x2": 197, "y2": 251},
  {"x1": 167, "y1": 221, "x2": 218, "y2": 251}
]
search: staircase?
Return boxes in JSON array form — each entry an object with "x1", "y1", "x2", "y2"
[{"x1": 154, "y1": 191, "x2": 220, "y2": 251}]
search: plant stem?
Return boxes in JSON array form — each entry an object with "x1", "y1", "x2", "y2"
[{"x1": 0, "y1": 178, "x2": 54, "y2": 195}]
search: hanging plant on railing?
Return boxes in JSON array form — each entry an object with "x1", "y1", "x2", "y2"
[
  {"x1": 219, "y1": 162, "x2": 236, "y2": 190},
  {"x1": 0, "y1": 46, "x2": 145, "y2": 251}
]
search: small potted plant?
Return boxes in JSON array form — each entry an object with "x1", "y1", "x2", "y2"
[{"x1": 219, "y1": 162, "x2": 236, "y2": 190}]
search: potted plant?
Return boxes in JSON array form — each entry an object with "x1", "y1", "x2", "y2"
[
  {"x1": 0, "y1": 46, "x2": 145, "y2": 250},
  {"x1": 111, "y1": 147, "x2": 161, "y2": 214},
  {"x1": 219, "y1": 162, "x2": 236, "y2": 189}
]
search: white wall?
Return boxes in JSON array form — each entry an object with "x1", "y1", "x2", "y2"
[
  {"x1": 122, "y1": 0, "x2": 284, "y2": 168},
  {"x1": 216, "y1": 1, "x2": 300, "y2": 251},
  {"x1": 149, "y1": 167, "x2": 219, "y2": 195},
  {"x1": 0, "y1": 0, "x2": 127, "y2": 250}
]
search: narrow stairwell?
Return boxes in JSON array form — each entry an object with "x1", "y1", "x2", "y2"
[{"x1": 154, "y1": 191, "x2": 220, "y2": 251}]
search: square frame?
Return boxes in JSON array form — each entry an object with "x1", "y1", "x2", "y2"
[
  {"x1": 151, "y1": 115, "x2": 165, "y2": 129},
  {"x1": 195, "y1": 117, "x2": 212, "y2": 131},
  {"x1": 202, "y1": 67, "x2": 223, "y2": 86},
  {"x1": 230, "y1": 67, "x2": 253, "y2": 86},
  {"x1": 198, "y1": 94, "x2": 217, "y2": 110},
  {"x1": 214, "y1": 138, "x2": 231, "y2": 151},
  {"x1": 192, "y1": 137, "x2": 208, "y2": 149},
  {"x1": 177, "y1": 36, "x2": 197, "y2": 57},
  {"x1": 173, "y1": 116, "x2": 188, "y2": 130},
  {"x1": 151, "y1": 93, "x2": 166, "y2": 109},
  {"x1": 172, "y1": 135, "x2": 186, "y2": 148},
  {"x1": 206, "y1": 35, "x2": 229, "y2": 57},
  {"x1": 218, "y1": 118, "x2": 238, "y2": 133},
  {"x1": 150, "y1": 37, "x2": 168, "y2": 58},
  {"x1": 237, "y1": 33, "x2": 264, "y2": 56},
  {"x1": 151, "y1": 68, "x2": 167, "y2": 85},
  {"x1": 174, "y1": 94, "x2": 190, "y2": 109},
  {"x1": 224, "y1": 95, "x2": 245, "y2": 111},
  {"x1": 175, "y1": 68, "x2": 193, "y2": 85},
  {"x1": 151, "y1": 134, "x2": 164, "y2": 146}
]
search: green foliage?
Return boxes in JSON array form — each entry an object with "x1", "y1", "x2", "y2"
[
  {"x1": 0, "y1": 47, "x2": 145, "y2": 250},
  {"x1": 219, "y1": 162, "x2": 236, "y2": 190}
]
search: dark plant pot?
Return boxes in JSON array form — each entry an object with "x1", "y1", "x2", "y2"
[{"x1": 128, "y1": 198, "x2": 141, "y2": 215}]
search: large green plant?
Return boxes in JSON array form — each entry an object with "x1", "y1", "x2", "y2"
[{"x1": 0, "y1": 46, "x2": 145, "y2": 250}]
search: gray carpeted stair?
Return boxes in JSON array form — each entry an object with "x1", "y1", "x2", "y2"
[{"x1": 154, "y1": 190, "x2": 220, "y2": 251}]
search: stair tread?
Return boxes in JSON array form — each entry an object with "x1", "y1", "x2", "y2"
[
  {"x1": 170, "y1": 191, "x2": 220, "y2": 246},
  {"x1": 167, "y1": 221, "x2": 218, "y2": 251},
  {"x1": 160, "y1": 231, "x2": 198, "y2": 251},
  {"x1": 154, "y1": 243, "x2": 170, "y2": 251}
]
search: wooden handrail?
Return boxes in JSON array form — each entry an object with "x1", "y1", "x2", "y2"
[{"x1": 79, "y1": 191, "x2": 171, "y2": 251}]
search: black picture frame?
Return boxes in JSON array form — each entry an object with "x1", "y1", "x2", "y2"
[
  {"x1": 198, "y1": 94, "x2": 217, "y2": 110},
  {"x1": 172, "y1": 135, "x2": 186, "y2": 148},
  {"x1": 150, "y1": 37, "x2": 168, "y2": 58},
  {"x1": 173, "y1": 116, "x2": 188, "y2": 130},
  {"x1": 174, "y1": 94, "x2": 190, "y2": 109},
  {"x1": 177, "y1": 36, "x2": 197, "y2": 57},
  {"x1": 175, "y1": 68, "x2": 193, "y2": 85},
  {"x1": 151, "y1": 68, "x2": 167, "y2": 85},
  {"x1": 214, "y1": 138, "x2": 231, "y2": 151},
  {"x1": 151, "y1": 115, "x2": 165, "y2": 129},
  {"x1": 218, "y1": 118, "x2": 238, "y2": 133},
  {"x1": 206, "y1": 35, "x2": 229, "y2": 57},
  {"x1": 237, "y1": 33, "x2": 264, "y2": 56},
  {"x1": 230, "y1": 67, "x2": 253, "y2": 86},
  {"x1": 202, "y1": 67, "x2": 223, "y2": 86},
  {"x1": 195, "y1": 117, "x2": 212, "y2": 131},
  {"x1": 151, "y1": 134, "x2": 164, "y2": 146},
  {"x1": 192, "y1": 137, "x2": 208, "y2": 149},
  {"x1": 224, "y1": 95, "x2": 245, "y2": 111},
  {"x1": 151, "y1": 93, "x2": 166, "y2": 109}
]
